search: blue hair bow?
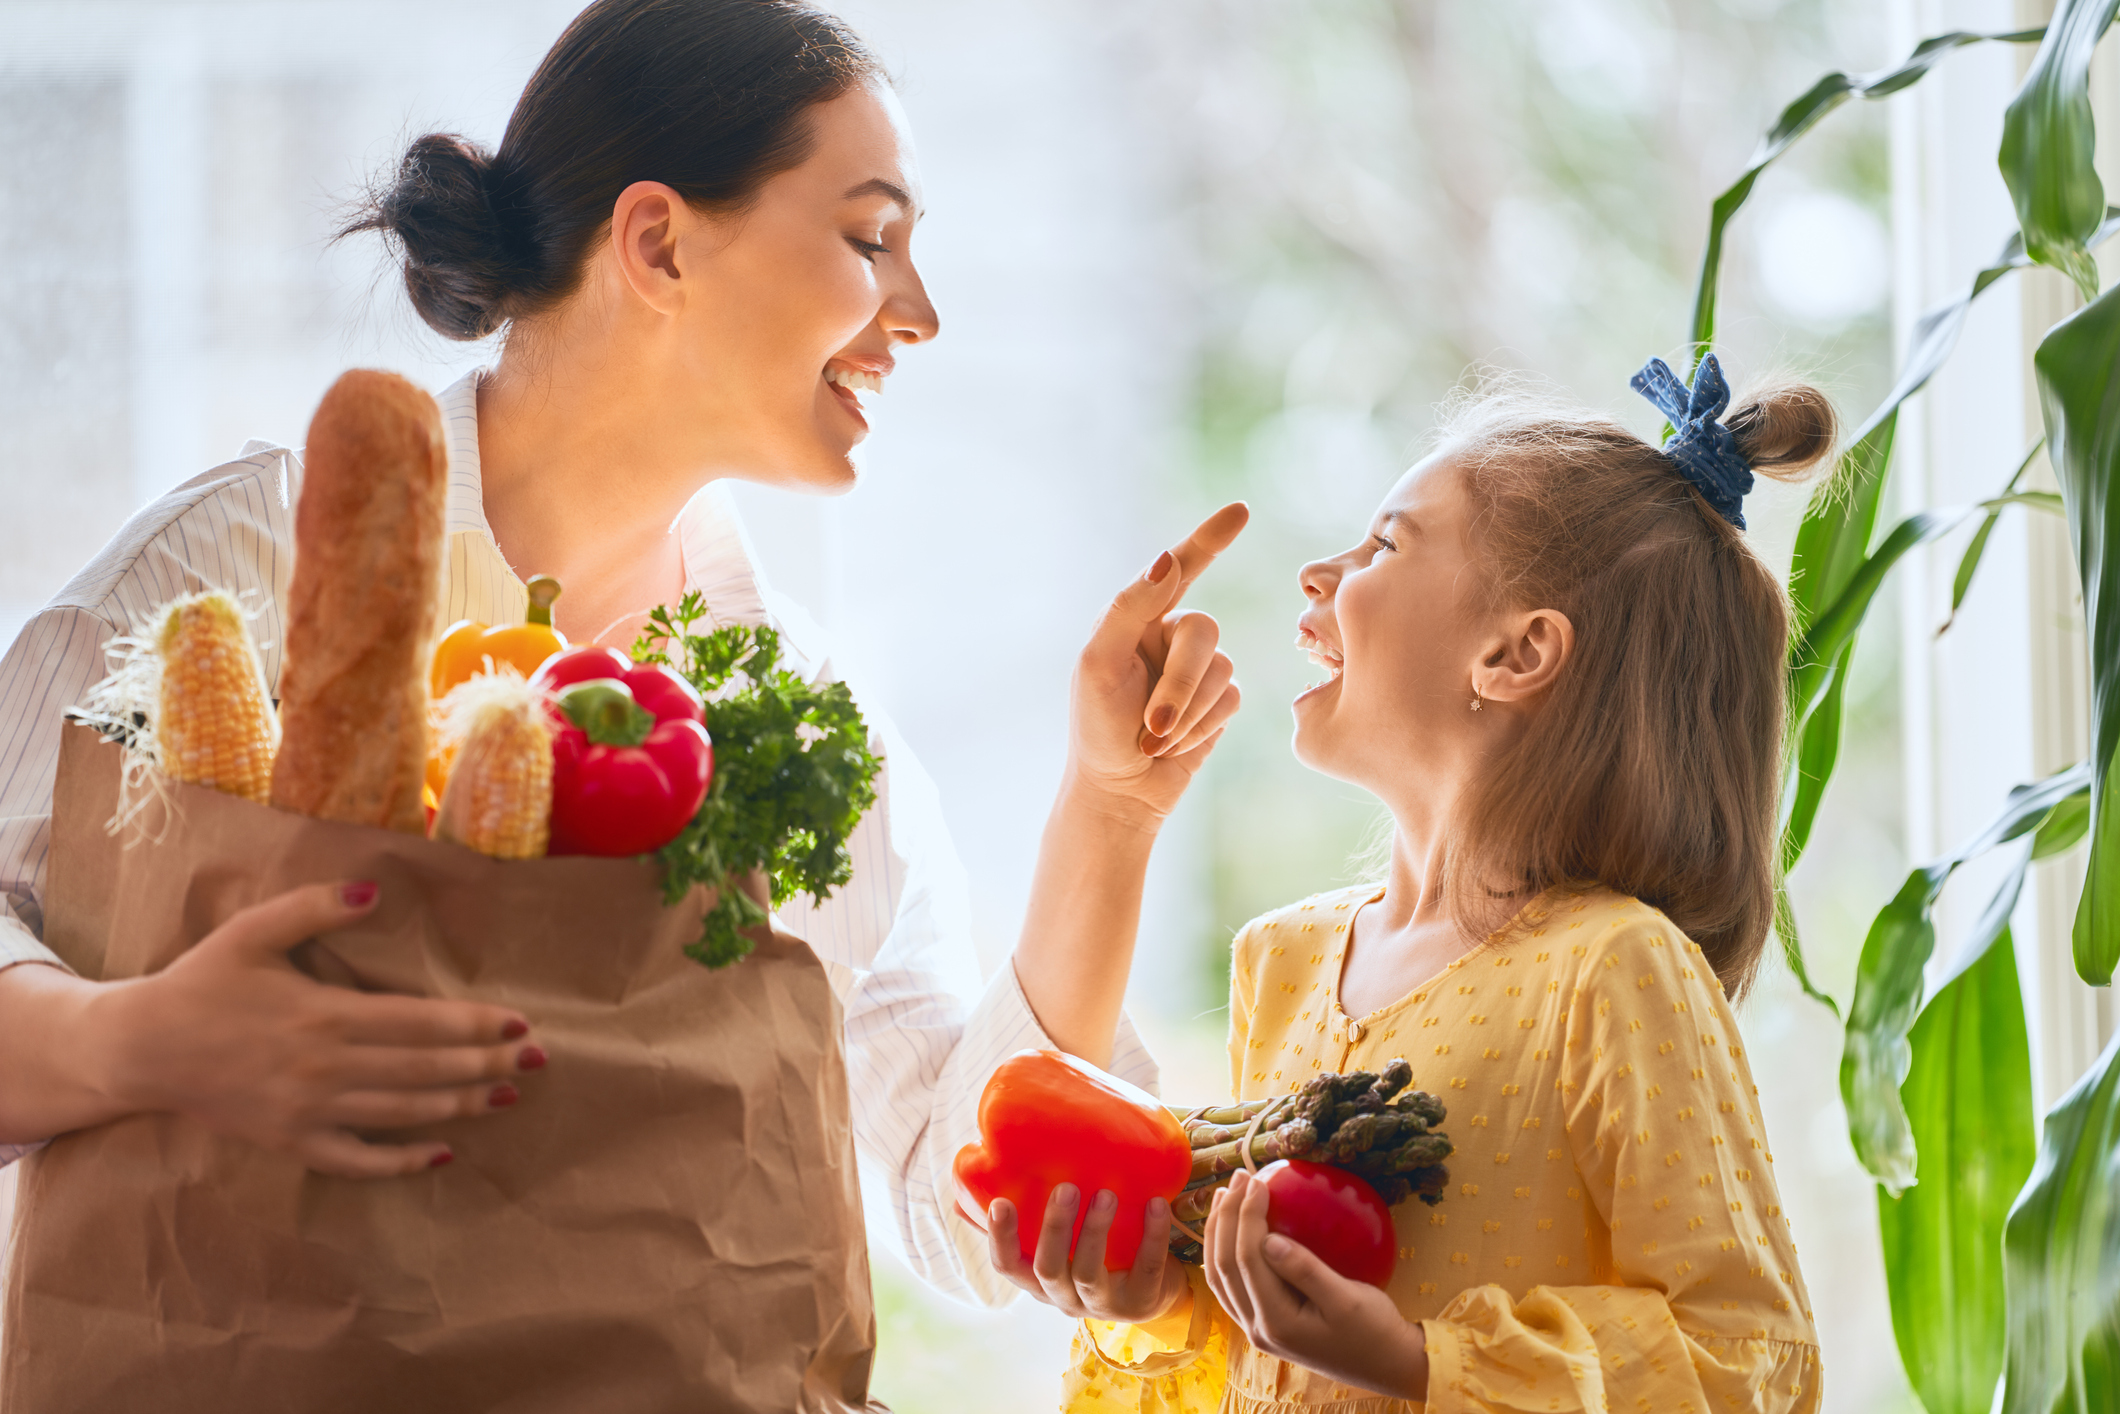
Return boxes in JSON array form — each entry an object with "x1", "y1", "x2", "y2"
[{"x1": 1629, "y1": 353, "x2": 1752, "y2": 530}]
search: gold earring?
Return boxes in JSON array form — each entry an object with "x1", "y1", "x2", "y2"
[{"x1": 1469, "y1": 685, "x2": 1484, "y2": 712}]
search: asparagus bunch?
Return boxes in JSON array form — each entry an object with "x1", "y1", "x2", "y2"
[{"x1": 1166, "y1": 1059, "x2": 1451, "y2": 1264}]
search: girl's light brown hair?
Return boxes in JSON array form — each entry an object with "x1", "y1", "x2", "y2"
[{"x1": 1437, "y1": 374, "x2": 1836, "y2": 998}]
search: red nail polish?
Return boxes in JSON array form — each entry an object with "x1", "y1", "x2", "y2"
[
  {"x1": 340, "y1": 880, "x2": 378, "y2": 908},
  {"x1": 500, "y1": 1019, "x2": 528, "y2": 1041},
  {"x1": 489, "y1": 1083, "x2": 519, "y2": 1108},
  {"x1": 1145, "y1": 550, "x2": 1174, "y2": 584},
  {"x1": 429, "y1": 1151, "x2": 453, "y2": 1168},
  {"x1": 517, "y1": 1046, "x2": 547, "y2": 1071},
  {"x1": 1149, "y1": 705, "x2": 1176, "y2": 736}
]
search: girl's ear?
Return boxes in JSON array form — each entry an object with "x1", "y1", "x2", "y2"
[
  {"x1": 1474, "y1": 607, "x2": 1574, "y2": 705},
  {"x1": 609, "y1": 180, "x2": 694, "y2": 315}
]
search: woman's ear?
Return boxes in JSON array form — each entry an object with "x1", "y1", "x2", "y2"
[
  {"x1": 1473, "y1": 608, "x2": 1574, "y2": 705},
  {"x1": 609, "y1": 180, "x2": 691, "y2": 315}
]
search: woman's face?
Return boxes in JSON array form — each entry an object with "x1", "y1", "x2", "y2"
[
  {"x1": 666, "y1": 81, "x2": 937, "y2": 491},
  {"x1": 1291, "y1": 456, "x2": 1498, "y2": 791}
]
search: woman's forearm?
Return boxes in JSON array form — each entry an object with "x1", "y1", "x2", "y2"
[
  {"x1": 1010, "y1": 771, "x2": 1162, "y2": 1068},
  {"x1": 0, "y1": 962, "x2": 133, "y2": 1145}
]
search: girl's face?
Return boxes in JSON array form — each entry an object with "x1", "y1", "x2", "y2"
[
  {"x1": 1292, "y1": 456, "x2": 1502, "y2": 791},
  {"x1": 658, "y1": 81, "x2": 937, "y2": 491}
]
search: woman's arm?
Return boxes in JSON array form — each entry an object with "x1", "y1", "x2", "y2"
[
  {"x1": 0, "y1": 883, "x2": 547, "y2": 1177},
  {"x1": 1010, "y1": 503, "x2": 1249, "y2": 1065}
]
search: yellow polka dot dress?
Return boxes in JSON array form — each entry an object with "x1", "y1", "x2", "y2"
[{"x1": 1062, "y1": 884, "x2": 1821, "y2": 1414}]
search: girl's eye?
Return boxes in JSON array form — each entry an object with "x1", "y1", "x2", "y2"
[
  {"x1": 1369, "y1": 534, "x2": 1396, "y2": 554},
  {"x1": 847, "y1": 237, "x2": 891, "y2": 263}
]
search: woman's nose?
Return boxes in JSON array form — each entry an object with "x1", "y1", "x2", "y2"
[{"x1": 884, "y1": 260, "x2": 940, "y2": 346}]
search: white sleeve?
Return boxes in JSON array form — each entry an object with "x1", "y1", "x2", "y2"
[
  {"x1": 0, "y1": 605, "x2": 122, "y2": 1169},
  {"x1": 775, "y1": 707, "x2": 1160, "y2": 1308}
]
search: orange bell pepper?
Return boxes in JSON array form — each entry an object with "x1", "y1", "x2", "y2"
[
  {"x1": 428, "y1": 575, "x2": 567, "y2": 804},
  {"x1": 432, "y1": 575, "x2": 568, "y2": 697}
]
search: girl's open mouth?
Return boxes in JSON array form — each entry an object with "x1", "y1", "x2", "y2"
[{"x1": 1294, "y1": 629, "x2": 1343, "y2": 704}]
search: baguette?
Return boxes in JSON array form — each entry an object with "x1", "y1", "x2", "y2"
[{"x1": 269, "y1": 370, "x2": 447, "y2": 833}]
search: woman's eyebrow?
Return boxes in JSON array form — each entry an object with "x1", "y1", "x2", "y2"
[{"x1": 843, "y1": 177, "x2": 922, "y2": 219}]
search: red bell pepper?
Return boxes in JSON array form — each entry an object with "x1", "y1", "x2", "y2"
[
  {"x1": 530, "y1": 646, "x2": 714, "y2": 857},
  {"x1": 954, "y1": 1050, "x2": 1191, "y2": 1270}
]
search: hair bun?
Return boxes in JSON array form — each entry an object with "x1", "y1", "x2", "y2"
[
  {"x1": 342, "y1": 133, "x2": 534, "y2": 342},
  {"x1": 1724, "y1": 382, "x2": 1838, "y2": 481}
]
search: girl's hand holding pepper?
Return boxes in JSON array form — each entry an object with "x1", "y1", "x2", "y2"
[{"x1": 1203, "y1": 1169, "x2": 1428, "y2": 1401}]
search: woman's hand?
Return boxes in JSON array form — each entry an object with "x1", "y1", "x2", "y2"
[
  {"x1": 1202, "y1": 1169, "x2": 1427, "y2": 1400},
  {"x1": 1067, "y1": 503, "x2": 1249, "y2": 824},
  {"x1": 972, "y1": 1182, "x2": 1191, "y2": 1328},
  {"x1": 89, "y1": 880, "x2": 544, "y2": 1178}
]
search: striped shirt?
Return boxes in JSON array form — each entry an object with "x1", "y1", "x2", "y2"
[{"x1": 0, "y1": 369, "x2": 1158, "y2": 1306}]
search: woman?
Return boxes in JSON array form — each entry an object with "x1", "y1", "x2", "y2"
[
  {"x1": 978, "y1": 362, "x2": 1828, "y2": 1412},
  {"x1": 0, "y1": 0, "x2": 1241, "y2": 1310}
]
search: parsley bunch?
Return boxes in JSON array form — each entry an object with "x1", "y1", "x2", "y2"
[{"x1": 633, "y1": 594, "x2": 881, "y2": 967}]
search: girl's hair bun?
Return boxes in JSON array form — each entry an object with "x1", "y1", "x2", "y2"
[
  {"x1": 341, "y1": 133, "x2": 536, "y2": 342},
  {"x1": 1724, "y1": 381, "x2": 1838, "y2": 481}
]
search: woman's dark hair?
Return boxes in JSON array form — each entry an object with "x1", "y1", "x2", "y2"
[{"x1": 342, "y1": 0, "x2": 880, "y2": 340}]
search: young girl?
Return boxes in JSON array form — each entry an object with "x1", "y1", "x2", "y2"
[{"x1": 978, "y1": 356, "x2": 1831, "y2": 1412}]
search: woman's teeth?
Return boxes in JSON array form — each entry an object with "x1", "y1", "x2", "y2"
[{"x1": 827, "y1": 367, "x2": 885, "y2": 396}]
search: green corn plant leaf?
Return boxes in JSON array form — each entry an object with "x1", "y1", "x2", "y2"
[
  {"x1": 1795, "y1": 487, "x2": 2070, "y2": 710},
  {"x1": 1943, "y1": 441, "x2": 2048, "y2": 636},
  {"x1": 1689, "y1": 26, "x2": 2044, "y2": 357},
  {"x1": 2033, "y1": 283, "x2": 2120, "y2": 984},
  {"x1": 1878, "y1": 924, "x2": 2036, "y2": 1414},
  {"x1": 1841, "y1": 762, "x2": 2091, "y2": 1192},
  {"x1": 1772, "y1": 889, "x2": 1841, "y2": 1015},
  {"x1": 1774, "y1": 210, "x2": 2117, "y2": 996},
  {"x1": 1998, "y1": 1027, "x2": 2120, "y2": 1414},
  {"x1": 1999, "y1": 0, "x2": 2120, "y2": 300}
]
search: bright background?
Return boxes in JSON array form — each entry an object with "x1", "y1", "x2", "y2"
[{"x1": 0, "y1": 1, "x2": 1965, "y2": 1409}]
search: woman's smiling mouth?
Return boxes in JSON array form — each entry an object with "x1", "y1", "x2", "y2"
[{"x1": 825, "y1": 362, "x2": 886, "y2": 426}]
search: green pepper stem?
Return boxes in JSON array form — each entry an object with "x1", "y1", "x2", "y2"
[
  {"x1": 558, "y1": 678, "x2": 655, "y2": 746},
  {"x1": 524, "y1": 574, "x2": 562, "y2": 627}
]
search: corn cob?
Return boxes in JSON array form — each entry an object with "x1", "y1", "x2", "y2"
[
  {"x1": 432, "y1": 674, "x2": 552, "y2": 859},
  {"x1": 154, "y1": 591, "x2": 279, "y2": 803}
]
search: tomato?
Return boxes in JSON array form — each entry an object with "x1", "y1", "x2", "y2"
[
  {"x1": 1256, "y1": 1158, "x2": 1397, "y2": 1288},
  {"x1": 954, "y1": 1050, "x2": 1192, "y2": 1270}
]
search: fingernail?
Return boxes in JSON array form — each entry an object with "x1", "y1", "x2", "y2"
[
  {"x1": 1145, "y1": 550, "x2": 1174, "y2": 584},
  {"x1": 340, "y1": 880, "x2": 378, "y2": 908},
  {"x1": 1094, "y1": 1189, "x2": 1116, "y2": 1213},
  {"x1": 1265, "y1": 1234, "x2": 1291, "y2": 1259},
  {"x1": 1149, "y1": 704, "x2": 1176, "y2": 736},
  {"x1": 516, "y1": 1046, "x2": 547, "y2": 1071},
  {"x1": 428, "y1": 1150, "x2": 453, "y2": 1169},
  {"x1": 1056, "y1": 1184, "x2": 1079, "y2": 1208},
  {"x1": 489, "y1": 1083, "x2": 519, "y2": 1108},
  {"x1": 1148, "y1": 1196, "x2": 1168, "y2": 1218},
  {"x1": 500, "y1": 1019, "x2": 528, "y2": 1041}
]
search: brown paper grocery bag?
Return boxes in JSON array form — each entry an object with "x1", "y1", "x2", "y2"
[{"x1": 3, "y1": 723, "x2": 878, "y2": 1413}]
